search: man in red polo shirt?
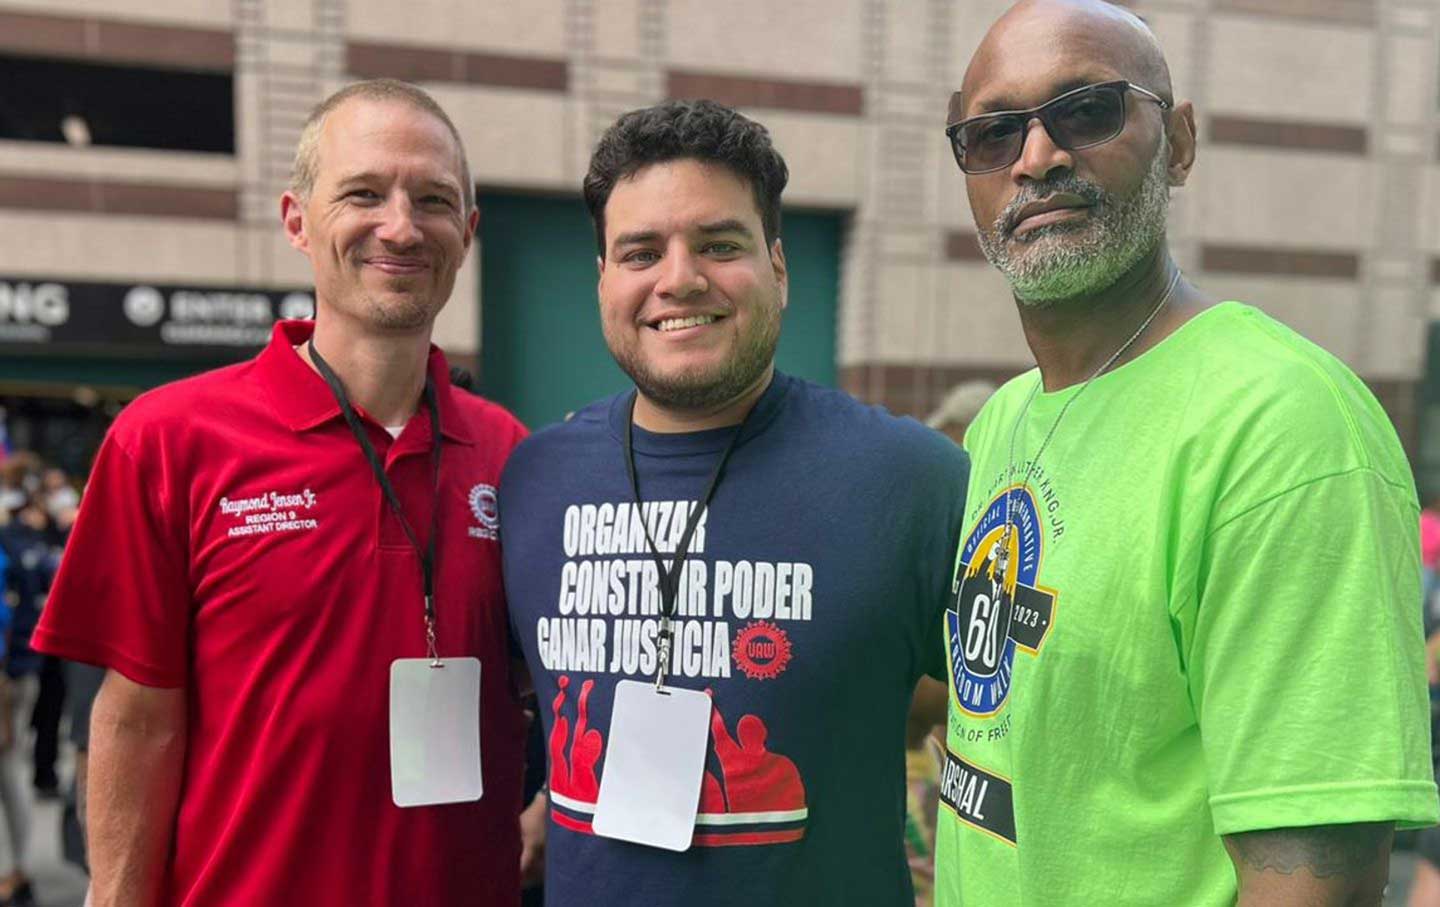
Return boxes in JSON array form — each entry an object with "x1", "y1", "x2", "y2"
[{"x1": 33, "y1": 80, "x2": 528, "y2": 906}]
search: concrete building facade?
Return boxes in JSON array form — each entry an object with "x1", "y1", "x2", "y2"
[{"x1": 3, "y1": 0, "x2": 1438, "y2": 482}]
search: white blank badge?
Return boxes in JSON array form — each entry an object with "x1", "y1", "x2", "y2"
[
  {"x1": 592, "y1": 680, "x2": 712, "y2": 852},
  {"x1": 389, "y1": 657, "x2": 483, "y2": 808}
]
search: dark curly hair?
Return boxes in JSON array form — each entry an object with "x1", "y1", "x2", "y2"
[{"x1": 582, "y1": 99, "x2": 790, "y2": 255}]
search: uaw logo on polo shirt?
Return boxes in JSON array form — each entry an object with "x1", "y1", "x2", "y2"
[
  {"x1": 217, "y1": 487, "x2": 321, "y2": 539},
  {"x1": 946, "y1": 485, "x2": 1057, "y2": 718},
  {"x1": 468, "y1": 483, "x2": 499, "y2": 540}
]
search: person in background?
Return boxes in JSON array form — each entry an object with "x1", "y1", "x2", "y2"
[
  {"x1": 1412, "y1": 498, "x2": 1440, "y2": 906},
  {"x1": 0, "y1": 498, "x2": 52, "y2": 907},
  {"x1": 62, "y1": 660, "x2": 105, "y2": 874},
  {"x1": 1422, "y1": 497, "x2": 1440, "y2": 612},
  {"x1": 925, "y1": 380, "x2": 997, "y2": 448},
  {"x1": 902, "y1": 379, "x2": 997, "y2": 906},
  {"x1": 0, "y1": 456, "x2": 39, "y2": 518},
  {"x1": 39, "y1": 470, "x2": 77, "y2": 529},
  {"x1": 29, "y1": 654, "x2": 63, "y2": 800}
]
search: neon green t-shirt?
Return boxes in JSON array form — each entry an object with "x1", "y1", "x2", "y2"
[{"x1": 935, "y1": 302, "x2": 1438, "y2": 906}]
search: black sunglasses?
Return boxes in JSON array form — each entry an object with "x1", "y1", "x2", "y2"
[{"x1": 945, "y1": 80, "x2": 1169, "y2": 174}]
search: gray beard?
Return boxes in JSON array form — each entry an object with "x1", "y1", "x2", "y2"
[{"x1": 978, "y1": 137, "x2": 1172, "y2": 307}]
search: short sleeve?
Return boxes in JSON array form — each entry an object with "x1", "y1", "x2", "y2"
[
  {"x1": 1190, "y1": 468, "x2": 1438, "y2": 834},
  {"x1": 31, "y1": 431, "x2": 191, "y2": 688}
]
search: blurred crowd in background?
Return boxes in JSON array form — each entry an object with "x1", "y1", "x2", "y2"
[{"x1": 0, "y1": 446, "x2": 95, "y2": 906}]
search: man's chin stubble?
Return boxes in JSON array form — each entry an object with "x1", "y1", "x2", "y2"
[
  {"x1": 615, "y1": 328, "x2": 778, "y2": 414},
  {"x1": 364, "y1": 295, "x2": 436, "y2": 331},
  {"x1": 623, "y1": 352, "x2": 759, "y2": 412},
  {"x1": 994, "y1": 223, "x2": 1112, "y2": 306}
]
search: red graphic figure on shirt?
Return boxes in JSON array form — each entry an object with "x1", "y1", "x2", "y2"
[
  {"x1": 548, "y1": 675, "x2": 604, "y2": 801},
  {"x1": 548, "y1": 678, "x2": 573, "y2": 796},
  {"x1": 569, "y1": 678, "x2": 603, "y2": 800},
  {"x1": 704, "y1": 694, "x2": 806, "y2": 813}
]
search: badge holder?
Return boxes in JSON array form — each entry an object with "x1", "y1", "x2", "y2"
[
  {"x1": 390, "y1": 608, "x2": 483, "y2": 808},
  {"x1": 592, "y1": 619, "x2": 712, "y2": 851}
]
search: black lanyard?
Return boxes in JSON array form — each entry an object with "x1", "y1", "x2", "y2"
[
  {"x1": 622, "y1": 393, "x2": 749, "y2": 687},
  {"x1": 308, "y1": 338, "x2": 444, "y2": 661}
]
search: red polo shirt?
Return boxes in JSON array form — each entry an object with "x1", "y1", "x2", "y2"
[{"x1": 35, "y1": 321, "x2": 527, "y2": 906}]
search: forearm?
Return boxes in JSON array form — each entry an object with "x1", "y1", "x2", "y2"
[
  {"x1": 1227, "y1": 823, "x2": 1392, "y2": 907},
  {"x1": 519, "y1": 790, "x2": 548, "y2": 886},
  {"x1": 87, "y1": 674, "x2": 187, "y2": 907}
]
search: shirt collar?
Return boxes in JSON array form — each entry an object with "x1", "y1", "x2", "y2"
[
  {"x1": 257, "y1": 320, "x2": 476, "y2": 445},
  {"x1": 606, "y1": 370, "x2": 792, "y2": 457}
]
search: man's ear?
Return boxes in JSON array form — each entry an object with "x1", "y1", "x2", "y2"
[
  {"x1": 462, "y1": 205, "x2": 480, "y2": 252},
  {"x1": 770, "y1": 238, "x2": 789, "y2": 310},
  {"x1": 281, "y1": 191, "x2": 309, "y2": 253},
  {"x1": 1166, "y1": 101, "x2": 1198, "y2": 188}
]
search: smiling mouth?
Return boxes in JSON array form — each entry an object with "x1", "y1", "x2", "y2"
[
  {"x1": 366, "y1": 258, "x2": 428, "y2": 275},
  {"x1": 651, "y1": 314, "x2": 722, "y2": 332}
]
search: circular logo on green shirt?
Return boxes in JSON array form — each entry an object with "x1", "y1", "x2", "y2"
[{"x1": 947, "y1": 485, "x2": 1054, "y2": 716}]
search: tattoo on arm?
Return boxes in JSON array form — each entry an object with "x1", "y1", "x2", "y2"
[{"x1": 1225, "y1": 822, "x2": 1393, "y2": 904}]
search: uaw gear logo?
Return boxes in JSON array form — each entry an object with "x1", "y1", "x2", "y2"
[
  {"x1": 947, "y1": 485, "x2": 1057, "y2": 716},
  {"x1": 467, "y1": 483, "x2": 499, "y2": 540}
]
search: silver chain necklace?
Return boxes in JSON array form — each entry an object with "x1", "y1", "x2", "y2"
[{"x1": 992, "y1": 268, "x2": 1183, "y2": 579}]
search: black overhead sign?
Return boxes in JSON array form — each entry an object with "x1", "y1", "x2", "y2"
[{"x1": 0, "y1": 277, "x2": 315, "y2": 359}]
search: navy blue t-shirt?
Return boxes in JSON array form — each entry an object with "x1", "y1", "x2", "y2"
[{"x1": 500, "y1": 373, "x2": 967, "y2": 906}]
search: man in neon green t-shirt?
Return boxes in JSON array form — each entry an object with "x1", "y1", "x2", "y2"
[{"x1": 935, "y1": 1, "x2": 1438, "y2": 904}]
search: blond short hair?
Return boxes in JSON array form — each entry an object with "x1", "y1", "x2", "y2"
[{"x1": 289, "y1": 78, "x2": 475, "y2": 215}]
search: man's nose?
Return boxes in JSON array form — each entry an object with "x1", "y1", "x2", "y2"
[
  {"x1": 375, "y1": 195, "x2": 423, "y2": 246},
  {"x1": 653, "y1": 247, "x2": 708, "y2": 298},
  {"x1": 1009, "y1": 117, "x2": 1075, "y2": 184}
]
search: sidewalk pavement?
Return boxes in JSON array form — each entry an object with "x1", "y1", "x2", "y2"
[{"x1": 26, "y1": 795, "x2": 87, "y2": 907}]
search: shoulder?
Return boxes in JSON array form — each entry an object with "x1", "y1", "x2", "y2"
[
  {"x1": 104, "y1": 359, "x2": 259, "y2": 454},
  {"x1": 1191, "y1": 304, "x2": 1361, "y2": 402},
  {"x1": 500, "y1": 394, "x2": 616, "y2": 489},
  {"x1": 1164, "y1": 304, "x2": 1417, "y2": 532},
  {"x1": 1187, "y1": 304, "x2": 1407, "y2": 480}
]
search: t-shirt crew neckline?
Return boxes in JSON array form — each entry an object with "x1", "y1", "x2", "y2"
[
  {"x1": 1027, "y1": 300, "x2": 1242, "y2": 404},
  {"x1": 606, "y1": 372, "x2": 794, "y2": 458}
]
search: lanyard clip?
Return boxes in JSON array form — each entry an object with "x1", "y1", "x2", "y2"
[
  {"x1": 425, "y1": 605, "x2": 442, "y2": 668},
  {"x1": 653, "y1": 616, "x2": 673, "y2": 691}
]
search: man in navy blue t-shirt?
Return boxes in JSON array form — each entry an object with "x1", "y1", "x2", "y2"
[{"x1": 500, "y1": 99, "x2": 968, "y2": 906}]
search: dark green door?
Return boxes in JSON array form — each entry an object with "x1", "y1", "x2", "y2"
[
  {"x1": 478, "y1": 192, "x2": 842, "y2": 430},
  {"x1": 477, "y1": 194, "x2": 627, "y2": 428},
  {"x1": 773, "y1": 209, "x2": 840, "y2": 387}
]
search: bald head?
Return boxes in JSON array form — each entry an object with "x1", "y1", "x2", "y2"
[
  {"x1": 954, "y1": 0, "x2": 1172, "y2": 124},
  {"x1": 947, "y1": 0, "x2": 1198, "y2": 306}
]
